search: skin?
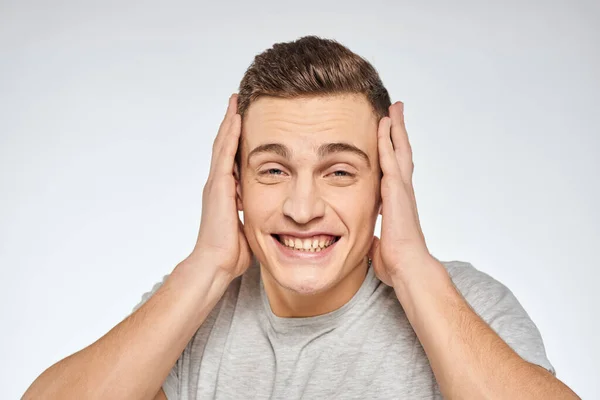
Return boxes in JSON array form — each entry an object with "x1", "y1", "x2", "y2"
[
  {"x1": 22, "y1": 93, "x2": 580, "y2": 400},
  {"x1": 237, "y1": 94, "x2": 381, "y2": 317},
  {"x1": 365, "y1": 101, "x2": 580, "y2": 399},
  {"x1": 229, "y1": 93, "x2": 580, "y2": 398}
]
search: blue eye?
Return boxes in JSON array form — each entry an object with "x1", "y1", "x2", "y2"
[
  {"x1": 265, "y1": 168, "x2": 284, "y2": 175},
  {"x1": 332, "y1": 171, "x2": 351, "y2": 177}
]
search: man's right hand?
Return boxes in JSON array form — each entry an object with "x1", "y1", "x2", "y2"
[
  {"x1": 22, "y1": 94, "x2": 253, "y2": 400},
  {"x1": 190, "y1": 93, "x2": 252, "y2": 281}
]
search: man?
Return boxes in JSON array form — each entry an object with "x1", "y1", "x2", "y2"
[{"x1": 24, "y1": 36, "x2": 579, "y2": 399}]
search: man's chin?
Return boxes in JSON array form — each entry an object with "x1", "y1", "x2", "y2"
[
  {"x1": 261, "y1": 260, "x2": 339, "y2": 296},
  {"x1": 258, "y1": 233, "x2": 349, "y2": 295}
]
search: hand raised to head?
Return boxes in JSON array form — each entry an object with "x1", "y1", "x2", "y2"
[
  {"x1": 191, "y1": 94, "x2": 253, "y2": 281},
  {"x1": 369, "y1": 102, "x2": 431, "y2": 286}
]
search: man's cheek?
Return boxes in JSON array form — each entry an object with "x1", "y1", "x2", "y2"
[
  {"x1": 244, "y1": 187, "x2": 282, "y2": 218},
  {"x1": 243, "y1": 184, "x2": 271, "y2": 205},
  {"x1": 325, "y1": 187, "x2": 377, "y2": 208}
]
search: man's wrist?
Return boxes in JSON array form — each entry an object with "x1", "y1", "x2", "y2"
[
  {"x1": 173, "y1": 253, "x2": 234, "y2": 296},
  {"x1": 390, "y1": 251, "x2": 443, "y2": 289},
  {"x1": 390, "y1": 253, "x2": 453, "y2": 310}
]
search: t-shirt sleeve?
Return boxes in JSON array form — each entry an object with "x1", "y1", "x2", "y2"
[
  {"x1": 444, "y1": 261, "x2": 556, "y2": 376},
  {"x1": 130, "y1": 274, "x2": 180, "y2": 400}
]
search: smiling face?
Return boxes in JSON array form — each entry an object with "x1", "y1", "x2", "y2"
[{"x1": 238, "y1": 94, "x2": 381, "y2": 316}]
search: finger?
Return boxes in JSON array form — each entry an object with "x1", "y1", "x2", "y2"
[
  {"x1": 407, "y1": 184, "x2": 425, "y2": 240},
  {"x1": 214, "y1": 94, "x2": 238, "y2": 148},
  {"x1": 210, "y1": 94, "x2": 238, "y2": 174},
  {"x1": 221, "y1": 94, "x2": 239, "y2": 132},
  {"x1": 377, "y1": 117, "x2": 401, "y2": 177},
  {"x1": 389, "y1": 102, "x2": 421, "y2": 222},
  {"x1": 389, "y1": 102, "x2": 414, "y2": 183},
  {"x1": 214, "y1": 113, "x2": 242, "y2": 177}
]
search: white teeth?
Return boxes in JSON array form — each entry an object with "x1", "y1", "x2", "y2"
[{"x1": 279, "y1": 234, "x2": 337, "y2": 251}]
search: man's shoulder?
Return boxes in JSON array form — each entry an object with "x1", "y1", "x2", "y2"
[
  {"x1": 440, "y1": 259, "x2": 484, "y2": 280},
  {"x1": 438, "y1": 260, "x2": 515, "y2": 312},
  {"x1": 438, "y1": 260, "x2": 556, "y2": 375},
  {"x1": 440, "y1": 260, "x2": 503, "y2": 289}
]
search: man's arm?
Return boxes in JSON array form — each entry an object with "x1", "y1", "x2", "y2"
[
  {"x1": 23, "y1": 93, "x2": 251, "y2": 400},
  {"x1": 22, "y1": 256, "x2": 231, "y2": 400},
  {"x1": 154, "y1": 388, "x2": 168, "y2": 400},
  {"x1": 369, "y1": 101, "x2": 580, "y2": 399},
  {"x1": 391, "y1": 255, "x2": 579, "y2": 399}
]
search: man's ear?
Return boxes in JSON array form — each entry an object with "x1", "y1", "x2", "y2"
[
  {"x1": 234, "y1": 162, "x2": 243, "y2": 211},
  {"x1": 377, "y1": 170, "x2": 383, "y2": 215}
]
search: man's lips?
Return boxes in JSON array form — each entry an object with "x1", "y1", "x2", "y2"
[
  {"x1": 273, "y1": 231, "x2": 339, "y2": 239},
  {"x1": 272, "y1": 233, "x2": 339, "y2": 251},
  {"x1": 270, "y1": 234, "x2": 340, "y2": 260}
]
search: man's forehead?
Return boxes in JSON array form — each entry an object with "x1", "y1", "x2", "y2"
[
  {"x1": 246, "y1": 93, "x2": 370, "y2": 115},
  {"x1": 241, "y1": 94, "x2": 378, "y2": 145}
]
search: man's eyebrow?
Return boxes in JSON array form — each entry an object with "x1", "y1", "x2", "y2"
[
  {"x1": 246, "y1": 142, "x2": 370, "y2": 167},
  {"x1": 318, "y1": 142, "x2": 370, "y2": 166},
  {"x1": 247, "y1": 143, "x2": 291, "y2": 166}
]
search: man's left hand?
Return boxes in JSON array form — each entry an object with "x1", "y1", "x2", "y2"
[{"x1": 369, "y1": 101, "x2": 432, "y2": 286}]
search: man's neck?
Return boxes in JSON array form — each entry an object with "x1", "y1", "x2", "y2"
[{"x1": 260, "y1": 260, "x2": 370, "y2": 318}]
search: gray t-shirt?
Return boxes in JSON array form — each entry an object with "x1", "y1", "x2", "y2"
[{"x1": 132, "y1": 259, "x2": 554, "y2": 399}]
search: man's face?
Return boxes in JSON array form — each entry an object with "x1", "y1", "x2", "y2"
[{"x1": 238, "y1": 94, "x2": 381, "y2": 295}]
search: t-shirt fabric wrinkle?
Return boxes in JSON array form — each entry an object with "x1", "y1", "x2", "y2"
[{"x1": 131, "y1": 260, "x2": 554, "y2": 400}]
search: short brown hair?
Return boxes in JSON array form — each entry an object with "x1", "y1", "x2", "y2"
[
  {"x1": 235, "y1": 36, "x2": 391, "y2": 167},
  {"x1": 237, "y1": 36, "x2": 391, "y2": 119}
]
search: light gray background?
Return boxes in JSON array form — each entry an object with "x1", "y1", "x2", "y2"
[{"x1": 1, "y1": 1, "x2": 598, "y2": 398}]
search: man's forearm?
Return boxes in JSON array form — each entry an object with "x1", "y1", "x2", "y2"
[
  {"x1": 23, "y1": 255, "x2": 232, "y2": 400},
  {"x1": 391, "y1": 256, "x2": 579, "y2": 399}
]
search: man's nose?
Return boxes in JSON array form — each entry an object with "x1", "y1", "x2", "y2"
[{"x1": 282, "y1": 177, "x2": 326, "y2": 225}]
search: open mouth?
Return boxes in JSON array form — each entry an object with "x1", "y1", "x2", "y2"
[{"x1": 272, "y1": 234, "x2": 341, "y2": 252}]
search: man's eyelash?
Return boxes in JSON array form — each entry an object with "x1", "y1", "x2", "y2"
[
  {"x1": 260, "y1": 168, "x2": 285, "y2": 175},
  {"x1": 258, "y1": 169, "x2": 355, "y2": 178},
  {"x1": 331, "y1": 170, "x2": 353, "y2": 177}
]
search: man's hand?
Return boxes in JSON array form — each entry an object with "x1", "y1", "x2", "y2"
[
  {"x1": 369, "y1": 101, "x2": 431, "y2": 286},
  {"x1": 21, "y1": 94, "x2": 252, "y2": 400},
  {"x1": 369, "y1": 102, "x2": 580, "y2": 399},
  {"x1": 190, "y1": 93, "x2": 252, "y2": 282}
]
